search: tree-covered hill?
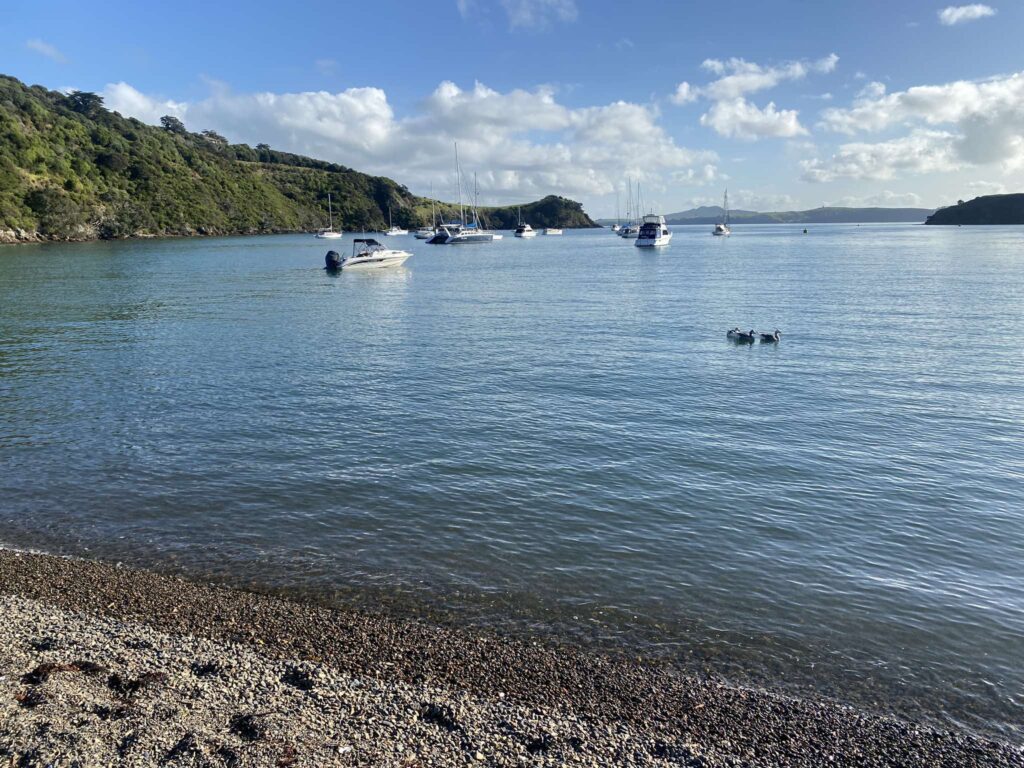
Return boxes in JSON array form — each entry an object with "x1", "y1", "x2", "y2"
[
  {"x1": 925, "y1": 194, "x2": 1024, "y2": 225},
  {"x1": 0, "y1": 75, "x2": 596, "y2": 244}
]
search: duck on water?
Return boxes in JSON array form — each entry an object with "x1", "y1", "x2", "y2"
[
  {"x1": 727, "y1": 328, "x2": 758, "y2": 343},
  {"x1": 727, "y1": 328, "x2": 782, "y2": 343}
]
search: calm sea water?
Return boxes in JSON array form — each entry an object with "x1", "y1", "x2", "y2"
[{"x1": 1, "y1": 225, "x2": 1022, "y2": 741}]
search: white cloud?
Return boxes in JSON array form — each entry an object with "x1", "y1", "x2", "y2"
[
  {"x1": 817, "y1": 71, "x2": 1024, "y2": 176},
  {"x1": 938, "y1": 4, "x2": 996, "y2": 25},
  {"x1": 26, "y1": 38, "x2": 66, "y2": 63},
  {"x1": 800, "y1": 130, "x2": 960, "y2": 182},
  {"x1": 827, "y1": 191, "x2": 927, "y2": 207},
  {"x1": 672, "y1": 54, "x2": 836, "y2": 140},
  {"x1": 699, "y1": 54, "x2": 838, "y2": 101},
  {"x1": 670, "y1": 82, "x2": 698, "y2": 105},
  {"x1": 104, "y1": 82, "x2": 189, "y2": 124},
  {"x1": 462, "y1": 0, "x2": 577, "y2": 28},
  {"x1": 103, "y1": 79, "x2": 716, "y2": 207},
  {"x1": 701, "y1": 99, "x2": 808, "y2": 140},
  {"x1": 965, "y1": 180, "x2": 1007, "y2": 195}
]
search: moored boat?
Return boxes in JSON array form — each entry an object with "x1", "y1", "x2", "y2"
[
  {"x1": 543, "y1": 228, "x2": 563, "y2": 235},
  {"x1": 635, "y1": 214, "x2": 672, "y2": 247},
  {"x1": 341, "y1": 238, "x2": 411, "y2": 269},
  {"x1": 315, "y1": 192, "x2": 343, "y2": 239},
  {"x1": 713, "y1": 189, "x2": 731, "y2": 236}
]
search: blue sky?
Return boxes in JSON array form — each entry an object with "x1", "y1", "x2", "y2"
[{"x1": 3, "y1": 0, "x2": 1023, "y2": 215}]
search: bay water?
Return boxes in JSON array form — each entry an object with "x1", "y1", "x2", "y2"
[{"x1": 1, "y1": 225, "x2": 1022, "y2": 741}]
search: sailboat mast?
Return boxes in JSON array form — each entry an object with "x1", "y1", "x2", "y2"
[
  {"x1": 724, "y1": 189, "x2": 729, "y2": 225},
  {"x1": 454, "y1": 142, "x2": 464, "y2": 226},
  {"x1": 328, "y1": 193, "x2": 333, "y2": 230}
]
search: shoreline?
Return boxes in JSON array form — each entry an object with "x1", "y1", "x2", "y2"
[{"x1": 1, "y1": 549, "x2": 1020, "y2": 766}]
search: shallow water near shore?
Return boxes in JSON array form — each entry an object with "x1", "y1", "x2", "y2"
[{"x1": 2, "y1": 225, "x2": 1023, "y2": 742}]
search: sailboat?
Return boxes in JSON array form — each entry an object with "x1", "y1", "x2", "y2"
[
  {"x1": 315, "y1": 193, "x2": 343, "y2": 239},
  {"x1": 432, "y1": 144, "x2": 495, "y2": 244},
  {"x1": 619, "y1": 179, "x2": 641, "y2": 239},
  {"x1": 384, "y1": 206, "x2": 408, "y2": 236},
  {"x1": 416, "y1": 186, "x2": 438, "y2": 238},
  {"x1": 611, "y1": 188, "x2": 621, "y2": 233},
  {"x1": 713, "y1": 190, "x2": 731, "y2": 236}
]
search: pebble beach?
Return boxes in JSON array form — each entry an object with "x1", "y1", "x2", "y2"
[{"x1": 1, "y1": 549, "x2": 1021, "y2": 767}]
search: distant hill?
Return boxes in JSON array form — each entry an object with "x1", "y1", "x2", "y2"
[
  {"x1": 925, "y1": 194, "x2": 1024, "y2": 225},
  {"x1": 598, "y1": 205, "x2": 934, "y2": 227},
  {"x1": 0, "y1": 74, "x2": 595, "y2": 244}
]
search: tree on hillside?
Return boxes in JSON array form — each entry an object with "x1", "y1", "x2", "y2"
[
  {"x1": 201, "y1": 129, "x2": 228, "y2": 146},
  {"x1": 160, "y1": 115, "x2": 187, "y2": 134},
  {"x1": 65, "y1": 91, "x2": 104, "y2": 116}
]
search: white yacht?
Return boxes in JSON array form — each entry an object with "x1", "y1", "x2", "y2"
[
  {"x1": 635, "y1": 214, "x2": 672, "y2": 247},
  {"x1": 514, "y1": 207, "x2": 536, "y2": 238},
  {"x1": 713, "y1": 189, "x2": 731, "y2": 236},
  {"x1": 543, "y1": 228, "x2": 563, "y2": 235},
  {"x1": 315, "y1": 193, "x2": 343, "y2": 239},
  {"x1": 341, "y1": 238, "x2": 411, "y2": 269},
  {"x1": 618, "y1": 223, "x2": 640, "y2": 239},
  {"x1": 383, "y1": 207, "x2": 408, "y2": 236},
  {"x1": 414, "y1": 227, "x2": 435, "y2": 239}
]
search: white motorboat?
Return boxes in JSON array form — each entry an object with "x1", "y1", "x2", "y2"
[
  {"x1": 543, "y1": 228, "x2": 563, "y2": 235},
  {"x1": 316, "y1": 192, "x2": 343, "y2": 239},
  {"x1": 618, "y1": 223, "x2": 640, "y2": 239},
  {"x1": 713, "y1": 189, "x2": 731, "y2": 236},
  {"x1": 414, "y1": 227, "x2": 435, "y2": 239},
  {"x1": 514, "y1": 206, "x2": 536, "y2": 238},
  {"x1": 341, "y1": 238, "x2": 411, "y2": 269},
  {"x1": 635, "y1": 214, "x2": 672, "y2": 247}
]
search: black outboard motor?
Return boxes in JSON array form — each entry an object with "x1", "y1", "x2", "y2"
[{"x1": 325, "y1": 250, "x2": 342, "y2": 271}]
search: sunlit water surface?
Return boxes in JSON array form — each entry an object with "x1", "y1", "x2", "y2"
[{"x1": 1, "y1": 225, "x2": 1022, "y2": 741}]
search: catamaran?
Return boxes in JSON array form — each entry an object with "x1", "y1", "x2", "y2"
[
  {"x1": 635, "y1": 214, "x2": 672, "y2": 247},
  {"x1": 713, "y1": 190, "x2": 731, "y2": 236},
  {"x1": 315, "y1": 193, "x2": 343, "y2": 239}
]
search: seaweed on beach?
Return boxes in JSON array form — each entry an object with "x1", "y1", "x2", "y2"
[{"x1": 108, "y1": 671, "x2": 168, "y2": 698}]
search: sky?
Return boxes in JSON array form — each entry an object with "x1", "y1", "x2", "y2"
[{"x1": 3, "y1": 0, "x2": 1023, "y2": 216}]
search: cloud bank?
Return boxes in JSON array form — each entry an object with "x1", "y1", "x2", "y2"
[{"x1": 103, "y1": 80, "x2": 716, "y2": 205}]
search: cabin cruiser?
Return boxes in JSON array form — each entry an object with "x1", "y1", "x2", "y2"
[
  {"x1": 635, "y1": 214, "x2": 672, "y2": 247},
  {"x1": 514, "y1": 222, "x2": 536, "y2": 238},
  {"x1": 414, "y1": 227, "x2": 435, "y2": 239},
  {"x1": 543, "y1": 228, "x2": 563, "y2": 235},
  {"x1": 339, "y1": 238, "x2": 411, "y2": 269},
  {"x1": 618, "y1": 223, "x2": 640, "y2": 239},
  {"x1": 611, "y1": 224, "x2": 621, "y2": 233}
]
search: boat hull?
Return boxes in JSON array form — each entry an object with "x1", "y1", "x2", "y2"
[
  {"x1": 635, "y1": 234, "x2": 672, "y2": 247},
  {"x1": 342, "y1": 252, "x2": 411, "y2": 269}
]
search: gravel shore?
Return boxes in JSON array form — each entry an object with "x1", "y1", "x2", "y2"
[{"x1": 1, "y1": 549, "x2": 1021, "y2": 767}]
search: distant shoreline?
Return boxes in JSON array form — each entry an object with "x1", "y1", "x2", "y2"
[{"x1": 1, "y1": 548, "x2": 1019, "y2": 766}]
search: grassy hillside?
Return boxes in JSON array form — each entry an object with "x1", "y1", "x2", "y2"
[
  {"x1": 0, "y1": 74, "x2": 595, "y2": 244},
  {"x1": 925, "y1": 194, "x2": 1024, "y2": 225}
]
